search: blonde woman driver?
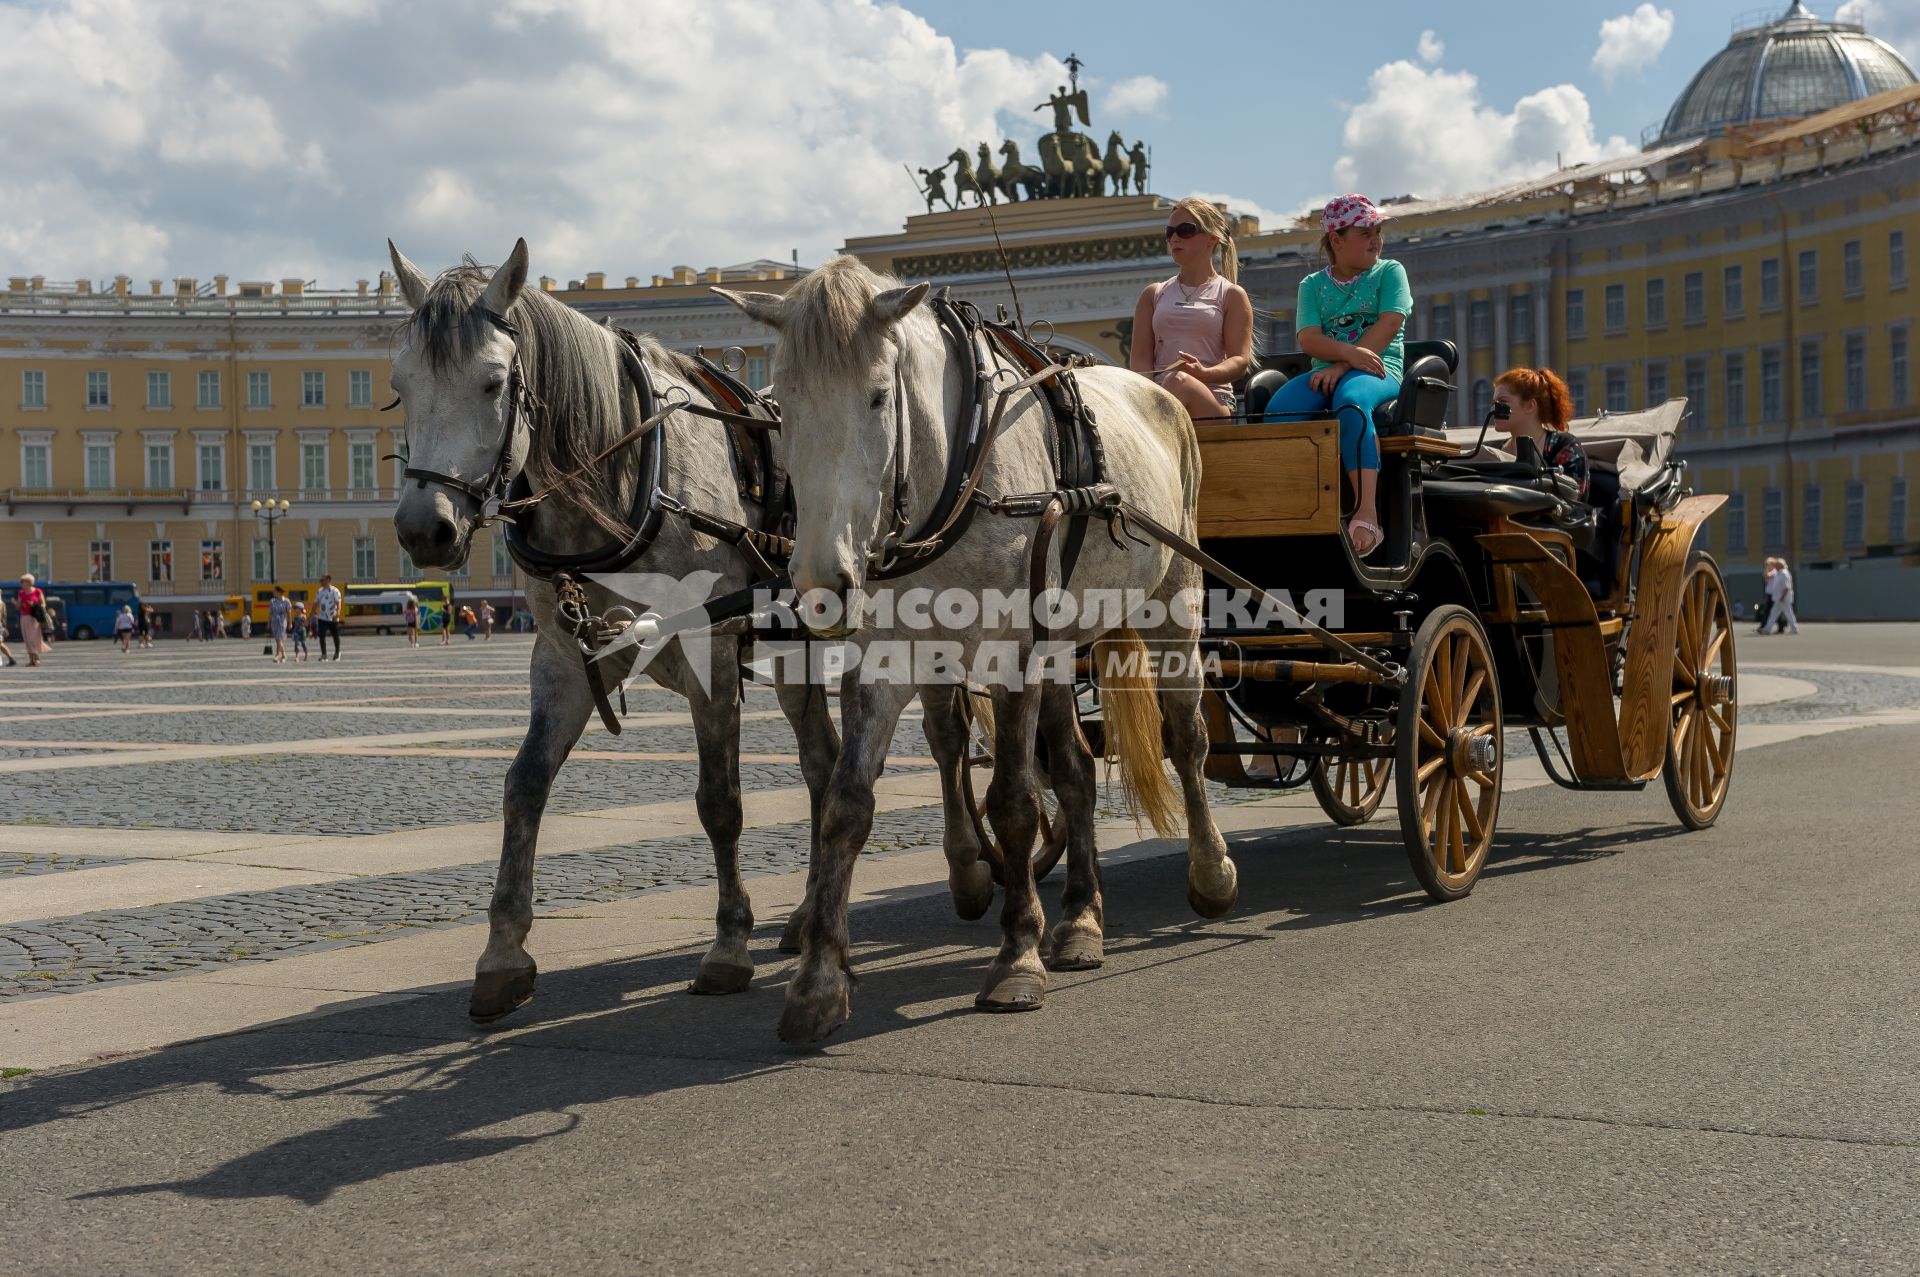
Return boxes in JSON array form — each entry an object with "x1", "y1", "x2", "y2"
[{"x1": 1130, "y1": 198, "x2": 1253, "y2": 423}]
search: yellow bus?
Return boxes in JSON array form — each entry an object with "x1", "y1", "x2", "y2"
[
  {"x1": 342, "y1": 581, "x2": 454, "y2": 633},
  {"x1": 223, "y1": 583, "x2": 323, "y2": 628}
]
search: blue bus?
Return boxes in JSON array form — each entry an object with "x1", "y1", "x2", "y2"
[{"x1": 1, "y1": 581, "x2": 141, "y2": 641}]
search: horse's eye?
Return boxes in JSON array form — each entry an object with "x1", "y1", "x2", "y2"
[
  {"x1": 869, "y1": 389, "x2": 887, "y2": 410},
  {"x1": 485, "y1": 379, "x2": 505, "y2": 397}
]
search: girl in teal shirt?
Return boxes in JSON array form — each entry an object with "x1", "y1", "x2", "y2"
[{"x1": 1265, "y1": 194, "x2": 1411, "y2": 556}]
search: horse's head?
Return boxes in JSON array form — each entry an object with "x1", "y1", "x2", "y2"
[
  {"x1": 715, "y1": 257, "x2": 931, "y2": 638},
  {"x1": 385, "y1": 237, "x2": 532, "y2": 570}
]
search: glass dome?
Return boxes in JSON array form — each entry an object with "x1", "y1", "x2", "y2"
[{"x1": 1657, "y1": 2, "x2": 1918, "y2": 143}]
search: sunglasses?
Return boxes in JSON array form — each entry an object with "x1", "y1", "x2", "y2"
[{"x1": 1165, "y1": 222, "x2": 1204, "y2": 240}]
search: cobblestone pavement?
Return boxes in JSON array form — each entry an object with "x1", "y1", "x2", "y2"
[{"x1": 0, "y1": 636, "x2": 1912, "y2": 1004}]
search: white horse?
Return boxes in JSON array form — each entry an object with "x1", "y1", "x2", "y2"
[
  {"x1": 719, "y1": 256, "x2": 1237, "y2": 1045},
  {"x1": 385, "y1": 239, "x2": 993, "y2": 1023}
]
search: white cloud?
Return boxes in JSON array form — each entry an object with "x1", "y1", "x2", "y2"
[
  {"x1": 1101, "y1": 74, "x2": 1168, "y2": 118},
  {"x1": 1837, "y1": 0, "x2": 1920, "y2": 65},
  {"x1": 1184, "y1": 191, "x2": 1295, "y2": 233},
  {"x1": 1592, "y1": 4, "x2": 1676, "y2": 86},
  {"x1": 1331, "y1": 61, "x2": 1634, "y2": 201},
  {"x1": 0, "y1": 0, "x2": 1083, "y2": 284},
  {"x1": 1418, "y1": 30, "x2": 1445, "y2": 64}
]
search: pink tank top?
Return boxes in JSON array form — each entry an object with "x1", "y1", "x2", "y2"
[{"x1": 1150, "y1": 275, "x2": 1233, "y2": 404}]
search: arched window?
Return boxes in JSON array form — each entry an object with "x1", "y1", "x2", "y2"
[{"x1": 1471, "y1": 378, "x2": 1494, "y2": 425}]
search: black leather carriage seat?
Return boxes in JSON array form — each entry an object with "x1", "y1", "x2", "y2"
[
  {"x1": 1243, "y1": 339, "x2": 1457, "y2": 436},
  {"x1": 1421, "y1": 479, "x2": 1559, "y2": 521}
]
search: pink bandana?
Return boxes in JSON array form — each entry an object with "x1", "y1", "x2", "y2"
[{"x1": 1321, "y1": 194, "x2": 1386, "y2": 232}]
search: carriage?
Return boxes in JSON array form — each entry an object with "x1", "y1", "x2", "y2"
[{"x1": 1163, "y1": 343, "x2": 1738, "y2": 900}]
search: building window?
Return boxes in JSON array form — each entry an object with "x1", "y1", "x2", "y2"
[
  {"x1": 348, "y1": 369, "x2": 372, "y2": 408},
  {"x1": 1565, "y1": 289, "x2": 1585, "y2": 338},
  {"x1": 1469, "y1": 300, "x2": 1491, "y2": 348},
  {"x1": 1645, "y1": 278, "x2": 1667, "y2": 328},
  {"x1": 1797, "y1": 249, "x2": 1817, "y2": 305},
  {"x1": 1892, "y1": 324, "x2": 1910, "y2": 407},
  {"x1": 145, "y1": 439, "x2": 174, "y2": 489},
  {"x1": 1723, "y1": 264, "x2": 1744, "y2": 316},
  {"x1": 25, "y1": 540, "x2": 51, "y2": 579},
  {"x1": 147, "y1": 371, "x2": 171, "y2": 409},
  {"x1": 200, "y1": 540, "x2": 224, "y2": 583},
  {"x1": 197, "y1": 440, "x2": 224, "y2": 491},
  {"x1": 87, "y1": 370, "x2": 110, "y2": 407},
  {"x1": 1763, "y1": 487, "x2": 1784, "y2": 549},
  {"x1": 1842, "y1": 240, "x2": 1863, "y2": 296},
  {"x1": 88, "y1": 541, "x2": 113, "y2": 581},
  {"x1": 492, "y1": 534, "x2": 512, "y2": 578},
  {"x1": 353, "y1": 536, "x2": 377, "y2": 581},
  {"x1": 252, "y1": 537, "x2": 273, "y2": 582},
  {"x1": 301, "y1": 370, "x2": 325, "y2": 407},
  {"x1": 1508, "y1": 291, "x2": 1532, "y2": 341},
  {"x1": 85, "y1": 441, "x2": 113, "y2": 489},
  {"x1": 248, "y1": 441, "x2": 275, "y2": 491},
  {"x1": 1684, "y1": 357, "x2": 1708, "y2": 424},
  {"x1": 1726, "y1": 491, "x2": 1747, "y2": 555},
  {"x1": 1800, "y1": 339, "x2": 1822, "y2": 419},
  {"x1": 1843, "y1": 479, "x2": 1866, "y2": 547},
  {"x1": 1646, "y1": 362, "x2": 1668, "y2": 406},
  {"x1": 1683, "y1": 272, "x2": 1705, "y2": 323},
  {"x1": 745, "y1": 356, "x2": 770, "y2": 391},
  {"x1": 1604, "y1": 283, "x2": 1626, "y2": 333},
  {"x1": 349, "y1": 440, "x2": 376, "y2": 491},
  {"x1": 301, "y1": 440, "x2": 327, "y2": 491},
  {"x1": 1844, "y1": 333, "x2": 1867, "y2": 412},
  {"x1": 302, "y1": 537, "x2": 328, "y2": 579},
  {"x1": 399, "y1": 546, "x2": 419, "y2": 580},
  {"x1": 1892, "y1": 477, "x2": 1909, "y2": 544},
  {"x1": 1893, "y1": 229, "x2": 1908, "y2": 288},
  {"x1": 22, "y1": 369, "x2": 46, "y2": 408},
  {"x1": 1430, "y1": 302, "x2": 1455, "y2": 342},
  {"x1": 149, "y1": 540, "x2": 174, "y2": 583},
  {"x1": 1760, "y1": 257, "x2": 1781, "y2": 309},
  {"x1": 1802, "y1": 485, "x2": 1822, "y2": 553},
  {"x1": 197, "y1": 371, "x2": 220, "y2": 409},
  {"x1": 1724, "y1": 353, "x2": 1747, "y2": 426},
  {"x1": 1761, "y1": 349, "x2": 1783, "y2": 421},
  {"x1": 1470, "y1": 378, "x2": 1492, "y2": 423},
  {"x1": 247, "y1": 371, "x2": 270, "y2": 408},
  {"x1": 20, "y1": 440, "x2": 50, "y2": 489},
  {"x1": 1604, "y1": 366, "x2": 1628, "y2": 413},
  {"x1": 1568, "y1": 369, "x2": 1589, "y2": 417}
]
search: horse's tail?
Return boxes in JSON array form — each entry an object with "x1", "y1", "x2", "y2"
[{"x1": 1092, "y1": 626, "x2": 1182, "y2": 839}]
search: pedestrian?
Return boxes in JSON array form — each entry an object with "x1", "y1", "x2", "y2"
[
  {"x1": 267, "y1": 585, "x2": 291, "y2": 663},
  {"x1": 1761, "y1": 557, "x2": 1800, "y2": 635},
  {"x1": 114, "y1": 604, "x2": 136, "y2": 653},
  {"x1": 403, "y1": 594, "x2": 420, "y2": 647},
  {"x1": 16, "y1": 574, "x2": 49, "y2": 667},
  {"x1": 207, "y1": 609, "x2": 223, "y2": 640},
  {"x1": 461, "y1": 604, "x2": 479, "y2": 640},
  {"x1": 480, "y1": 599, "x2": 495, "y2": 641},
  {"x1": 138, "y1": 604, "x2": 156, "y2": 649},
  {"x1": 1754, "y1": 563, "x2": 1776, "y2": 634},
  {"x1": 290, "y1": 602, "x2": 311, "y2": 662},
  {"x1": 312, "y1": 573, "x2": 343, "y2": 661},
  {"x1": 240, "y1": 607, "x2": 252, "y2": 641},
  {"x1": 0, "y1": 593, "x2": 16, "y2": 667},
  {"x1": 188, "y1": 609, "x2": 203, "y2": 642},
  {"x1": 439, "y1": 604, "x2": 453, "y2": 646}
]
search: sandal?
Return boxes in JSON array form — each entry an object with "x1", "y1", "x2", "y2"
[{"x1": 1347, "y1": 517, "x2": 1384, "y2": 558}]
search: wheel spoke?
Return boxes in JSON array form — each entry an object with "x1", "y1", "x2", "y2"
[
  {"x1": 1447, "y1": 787, "x2": 1467, "y2": 874},
  {"x1": 1418, "y1": 718, "x2": 1445, "y2": 750},
  {"x1": 1460, "y1": 668, "x2": 1488, "y2": 721},
  {"x1": 1701, "y1": 627, "x2": 1727, "y2": 669},
  {"x1": 1416, "y1": 754, "x2": 1448, "y2": 785},
  {"x1": 1346, "y1": 759, "x2": 1362, "y2": 805},
  {"x1": 1456, "y1": 783, "x2": 1485, "y2": 843},
  {"x1": 1672, "y1": 704, "x2": 1693, "y2": 757},
  {"x1": 1450, "y1": 636, "x2": 1470, "y2": 728},
  {"x1": 1704, "y1": 701, "x2": 1731, "y2": 735},
  {"x1": 1420, "y1": 764, "x2": 1447, "y2": 839},
  {"x1": 1430, "y1": 639, "x2": 1454, "y2": 727}
]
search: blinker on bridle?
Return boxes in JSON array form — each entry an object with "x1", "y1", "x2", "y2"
[{"x1": 382, "y1": 306, "x2": 531, "y2": 524}]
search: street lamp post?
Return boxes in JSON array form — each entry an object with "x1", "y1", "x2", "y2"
[{"x1": 251, "y1": 498, "x2": 291, "y2": 585}]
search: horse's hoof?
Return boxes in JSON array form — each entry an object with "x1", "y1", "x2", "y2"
[
  {"x1": 777, "y1": 911, "x2": 807, "y2": 955},
  {"x1": 688, "y1": 960, "x2": 754, "y2": 996},
  {"x1": 776, "y1": 989, "x2": 850, "y2": 1047},
  {"x1": 1046, "y1": 927, "x2": 1104, "y2": 972},
  {"x1": 469, "y1": 964, "x2": 537, "y2": 1025},
  {"x1": 976, "y1": 966, "x2": 1047, "y2": 1012},
  {"x1": 949, "y1": 861, "x2": 994, "y2": 921},
  {"x1": 1187, "y1": 859, "x2": 1239, "y2": 920}
]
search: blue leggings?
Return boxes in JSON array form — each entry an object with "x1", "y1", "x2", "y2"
[{"x1": 1265, "y1": 368, "x2": 1394, "y2": 471}]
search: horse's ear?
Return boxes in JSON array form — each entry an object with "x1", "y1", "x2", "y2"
[
  {"x1": 712, "y1": 287, "x2": 785, "y2": 329},
  {"x1": 870, "y1": 282, "x2": 930, "y2": 326},
  {"x1": 388, "y1": 239, "x2": 430, "y2": 310},
  {"x1": 480, "y1": 238, "x2": 530, "y2": 315}
]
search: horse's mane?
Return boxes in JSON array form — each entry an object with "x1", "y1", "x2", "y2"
[
  {"x1": 404, "y1": 257, "x2": 701, "y2": 537},
  {"x1": 776, "y1": 254, "x2": 904, "y2": 383}
]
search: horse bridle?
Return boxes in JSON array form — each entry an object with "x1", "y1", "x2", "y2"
[{"x1": 383, "y1": 307, "x2": 535, "y2": 525}]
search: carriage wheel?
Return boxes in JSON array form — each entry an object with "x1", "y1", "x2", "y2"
[
  {"x1": 1664, "y1": 553, "x2": 1737, "y2": 830},
  {"x1": 958, "y1": 698, "x2": 1070, "y2": 885},
  {"x1": 1310, "y1": 749, "x2": 1391, "y2": 826},
  {"x1": 1395, "y1": 606, "x2": 1503, "y2": 901}
]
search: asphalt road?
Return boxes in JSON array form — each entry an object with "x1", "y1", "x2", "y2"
[{"x1": 3, "y1": 712, "x2": 1916, "y2": 1275}]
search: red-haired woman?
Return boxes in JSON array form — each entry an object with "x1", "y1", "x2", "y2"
[{"x1": 1492, "y1": 367, "x2": 1588, "y2": 498}]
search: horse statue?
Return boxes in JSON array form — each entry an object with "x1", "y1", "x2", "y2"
[
  {"x1": 385, "y1": 238, "x2": 993, "y2": 1025},
  {"x1": 973, "y1": 142, "x2": 1001, "y2": 207},
  {"x1": 947, "y1": 148, "x2": 989, "y2": 209},
  {"x1": 1038, "y1": 129, "x2": 1102, "y2": 198},
  {"x1": 718, "y1": 257, "x2": 1238, "y2": 1045},
  {"x1": 997, "y1": 139, "x2": 1046, "y2": 201},
  {"x1": 1103, "y1": 131, "x2": 1133, "y2": 197}
]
